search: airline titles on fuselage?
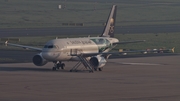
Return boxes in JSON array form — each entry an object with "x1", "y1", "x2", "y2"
[{"x1": 68, "y1": 40, "x2": 92, "y2": 45}]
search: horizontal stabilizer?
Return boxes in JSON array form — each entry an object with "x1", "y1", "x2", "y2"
[{"x1": 113, "y1": 40, "x2": 146, "y2": 45}]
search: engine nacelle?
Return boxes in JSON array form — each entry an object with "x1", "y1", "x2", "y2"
[
  {"x1": 32, "y1": 53, "x2": 48, "y2": 66},
  {"x1": 89, "y1": 56, "x2": 107, "y2": 69}
]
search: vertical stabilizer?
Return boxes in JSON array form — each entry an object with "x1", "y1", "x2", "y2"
[{"x1": 100, "y1": 5, "x2": 117, "y2": 37}]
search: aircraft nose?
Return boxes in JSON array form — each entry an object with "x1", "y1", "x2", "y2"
[{"x1": 42, "y1": 52, "x2": 60, "y2": 61}]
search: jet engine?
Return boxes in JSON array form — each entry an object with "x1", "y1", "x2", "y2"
[
  {"x1": 32, "y1": 53, "x2": 48, "y2": 66},
  {"x1": 89, "y1": 56, "x2": 107, "y2": 70}
]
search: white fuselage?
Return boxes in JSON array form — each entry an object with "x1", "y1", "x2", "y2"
[{"x1": 41, "y1": 37, "x2": 119, "y2": 61}]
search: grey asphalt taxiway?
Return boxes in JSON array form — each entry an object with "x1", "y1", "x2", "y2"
[
  {"x1": 1, "y1": 24, "x2": 180, "y2": 37},
  {"x1": 0, "y1": 55, "x2": 180, "y2": 101}
]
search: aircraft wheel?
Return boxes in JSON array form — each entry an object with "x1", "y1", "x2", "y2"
[
  {"x1": 93, "y1": 67, "x2": 97, "y2": 71},
  {"x1": 52, "y1": 67, "x2": 56, "y2": 71},
  {"x1": 98, "y1": 68, "x2": 103, "y2": 71},
  {"x1": 61, "y1": 63, "x2": 65, "y2": 69},
  {"x1": 57, "y1": 63, "x2": 61, "y2": 69},
  {"x1": 89, "y1": 70, "x2": 94, "y2": 73}
]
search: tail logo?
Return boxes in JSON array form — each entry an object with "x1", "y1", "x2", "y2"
[{"x1": 109, "y1": 18, "x2": 114, "y2": 33}]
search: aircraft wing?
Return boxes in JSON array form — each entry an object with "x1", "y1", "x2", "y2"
[
  {"x1": 73, "y1": 51, "x2": 141, "y2": 57},
  {"x1": 5, "y1": 41, "x2": 42, "y2": 51},
  {"x1": 72, "y1": 48, "x2": 174, "y2": 58},
  {"x1": 113, "y1": 40, "x2": 146, "y2": 45}
]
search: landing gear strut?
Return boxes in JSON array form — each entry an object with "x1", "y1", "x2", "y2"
[{"x1": 52, "y1": 61, "x2": 65, "y2": 71}]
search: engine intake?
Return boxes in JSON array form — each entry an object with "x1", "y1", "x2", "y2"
[
  {"x1": 89, "y1": 56, "x2": 107, "y2": 69},
  {"x1": 32, "y1": 53, "x2": 48, "y2": 66}
]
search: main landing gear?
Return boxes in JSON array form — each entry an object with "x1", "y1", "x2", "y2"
[
  {"x1": 52, "y1": 61, "x2": 65, "y2": 71},
  {"x1": 94, "y1": 67, "x2": 103, "y2": 71}
]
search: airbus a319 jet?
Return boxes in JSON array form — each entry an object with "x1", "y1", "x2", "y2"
[{"x1": 5, "y1": 5, "x2": 172, "y2": 72}]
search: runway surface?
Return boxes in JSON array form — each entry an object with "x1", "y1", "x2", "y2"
[
  {"x1": 0, "y1": 24, "x2": 180, "y2": 37},
  {"x1": 0, "y1": 55, "x2": 180, "y2": 101},
  {"x1": 0, "y1": 50, "x2": 178, "y2": 63}
]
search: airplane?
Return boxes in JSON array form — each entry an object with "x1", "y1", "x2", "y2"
[{"x1": 4, "y1": 5, "x2": 173, "y2": 72}]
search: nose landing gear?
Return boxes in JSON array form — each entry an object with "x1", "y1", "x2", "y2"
[{"x1": 52, "y1": 61, "x2": 65, "y2": 71}]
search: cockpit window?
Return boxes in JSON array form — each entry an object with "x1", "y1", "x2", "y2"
[
  {"x1": 44, "y1": 45, "x2": 57, "y2": 49},
  {"x1": 48, "y1": 45, "x2": 53, "y2": 48},
  {"x1": 44, "y1": 45, "x2": 48, "y2": 48}
]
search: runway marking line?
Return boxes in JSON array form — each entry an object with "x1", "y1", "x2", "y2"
[{"x1": 109, "y1": 62, "x2": 162, "y2": 66}]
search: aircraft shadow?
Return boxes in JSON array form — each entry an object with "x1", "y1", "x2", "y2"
[
  {"x1": 0, "y1": 66, "x2": 92, "y2": 73},
  {"x1": 0, "y1": 66, "x2": 70, "y2": 72}
]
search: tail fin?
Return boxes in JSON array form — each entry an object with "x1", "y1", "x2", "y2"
[{"x1": 100, "y1": 5, "x2": 117, "y2": 37}]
